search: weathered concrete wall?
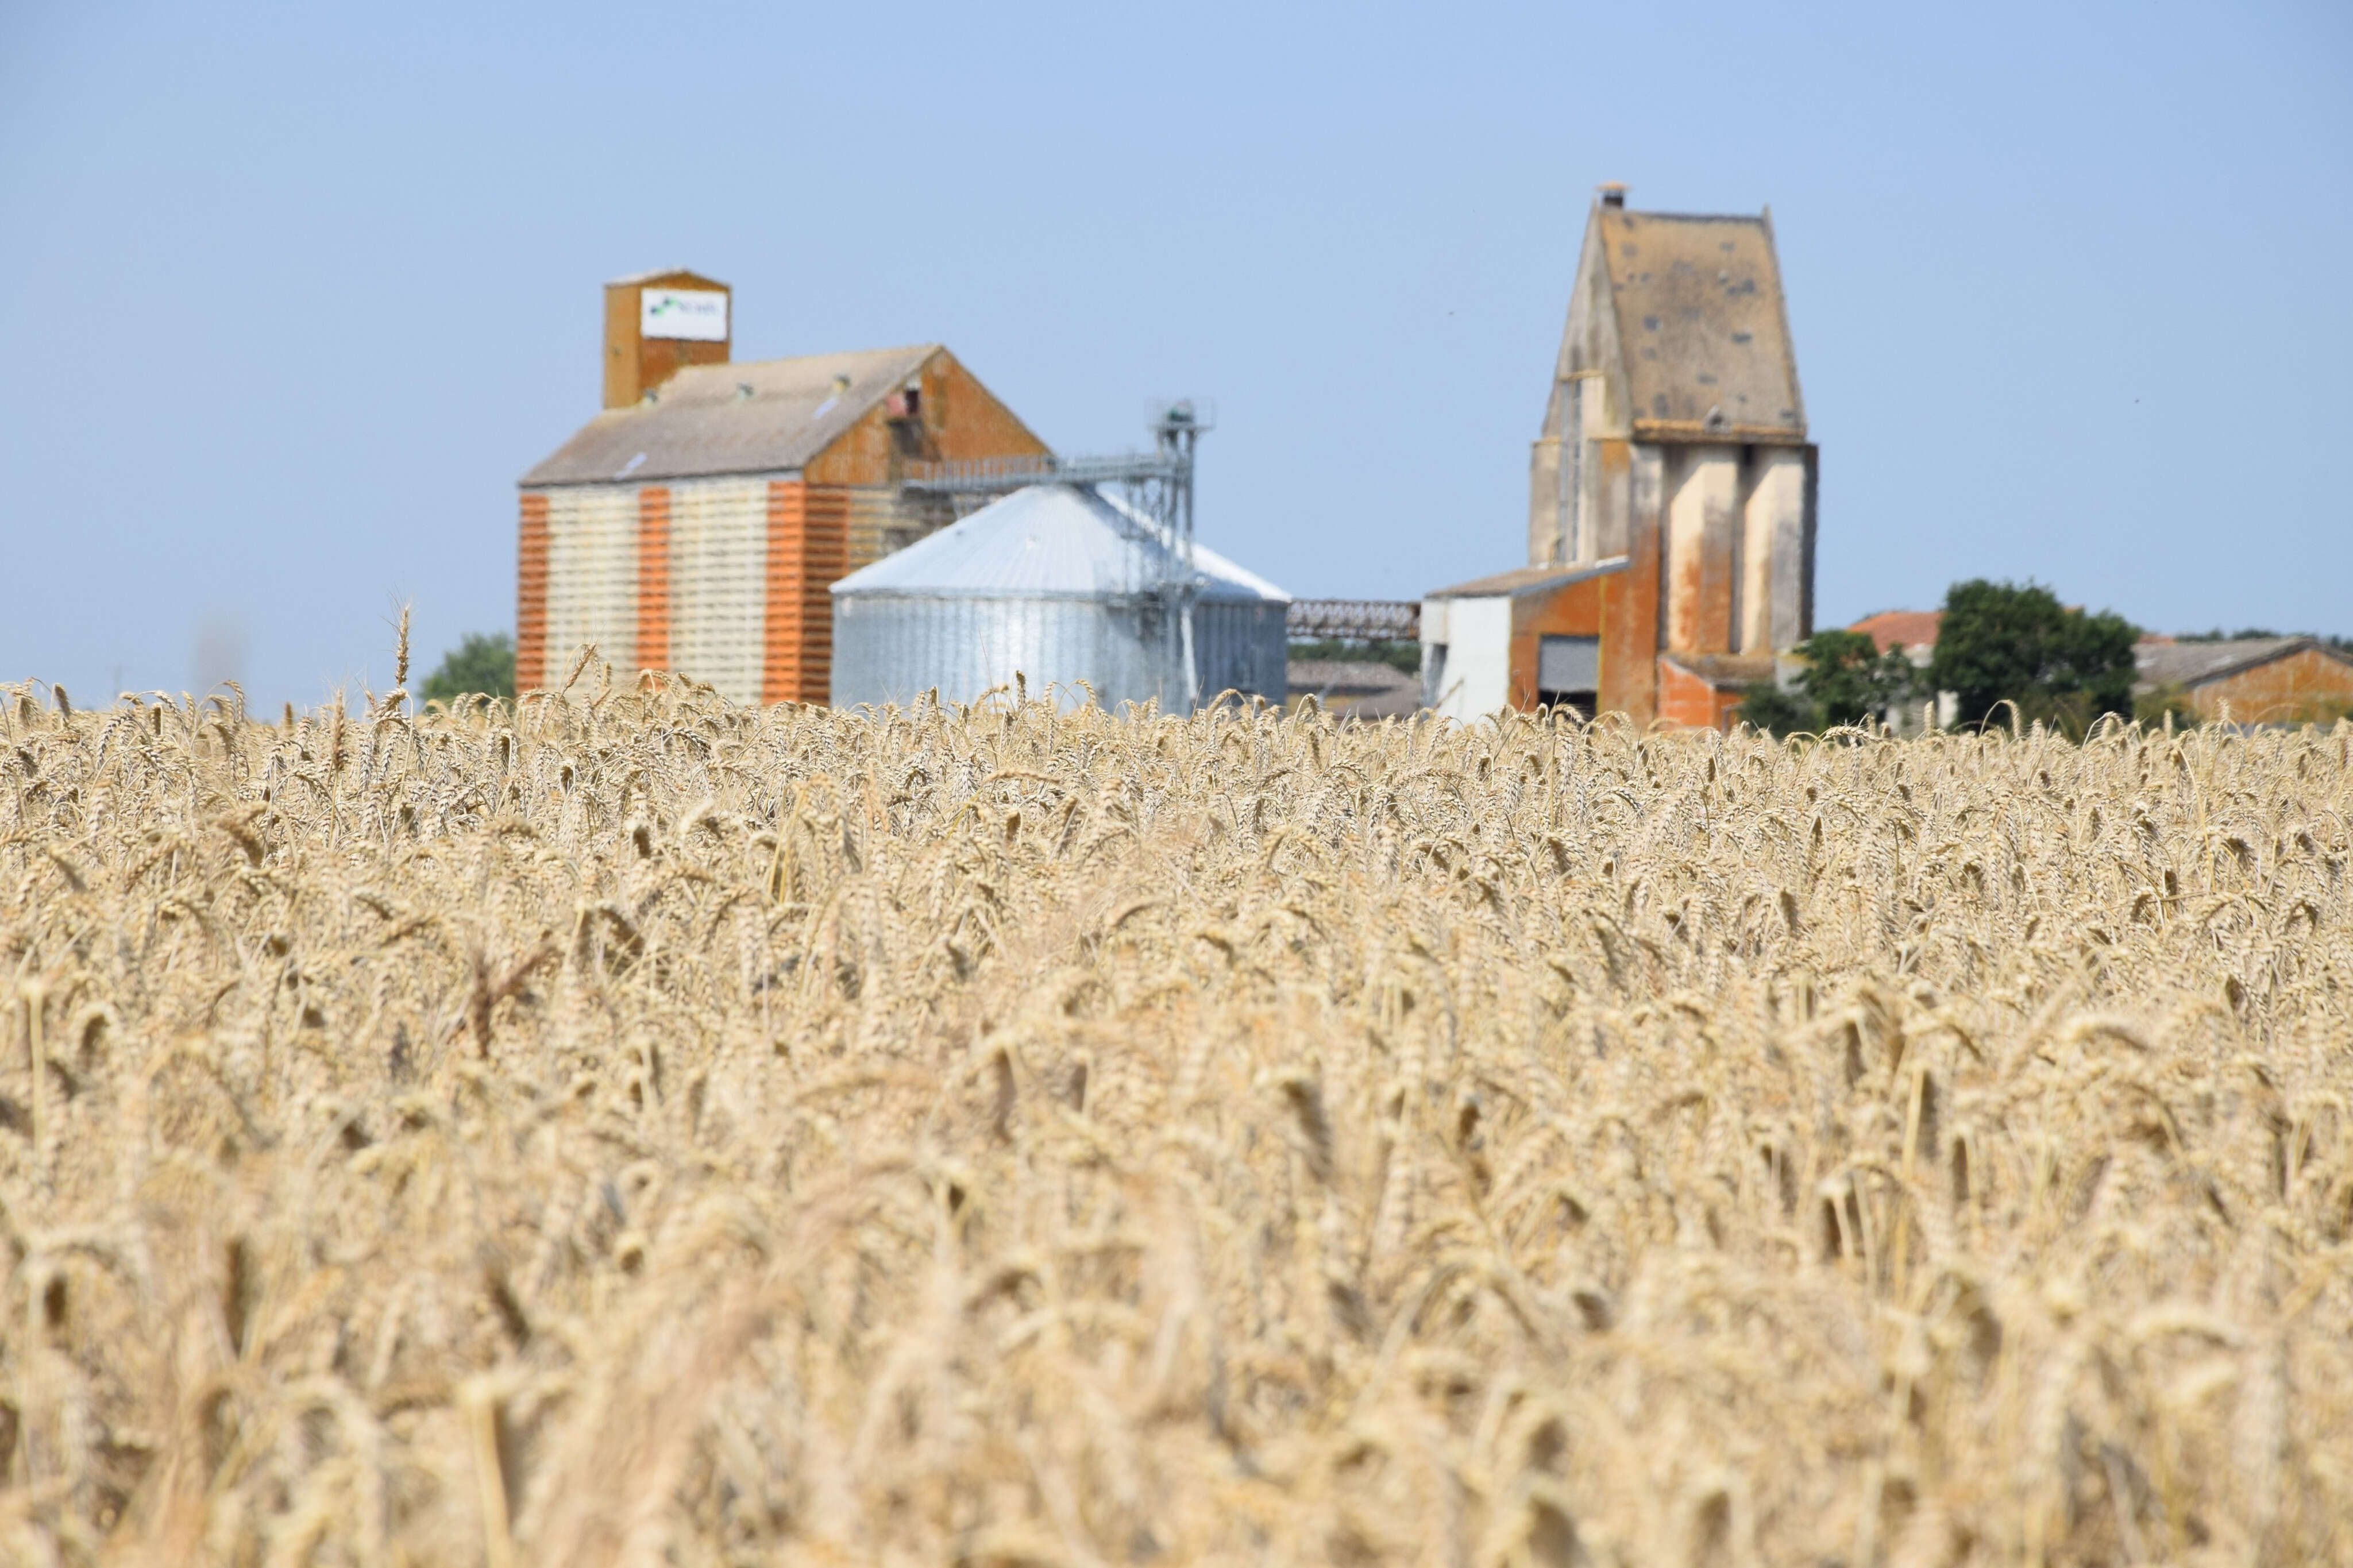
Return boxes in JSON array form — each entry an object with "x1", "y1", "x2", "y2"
[
  {"x1": 1741, "y1": 446, "x2": 1810, "y2": 652},
  {"x1": 1591, "y1": 437, "x2": 1633, "y2": 562},
  {"x1": 1529, "y1": 373, "x2": 1608, "y2": 567},
  {"x1": 1527, "y1": 436, "x2": 1562, "y2": 567},
  {"x1": 1665, "y1": 447, "x2": 1739, "y2": 654}
]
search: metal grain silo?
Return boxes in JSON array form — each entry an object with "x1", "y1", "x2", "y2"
[{"x1": 829, "y1": 484, "x2": 1289, "y2": 712}]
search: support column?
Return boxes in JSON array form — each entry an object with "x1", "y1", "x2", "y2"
[
  {"x1": 1667, "y1": 446, "x2": 1739, "y2": 654},
  {"x1": 1743, "y1": 447, "x2": 1808, "y2": 653}
]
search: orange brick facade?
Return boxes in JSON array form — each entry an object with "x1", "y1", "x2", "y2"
[
  {"x1": 635, "y1": 487, "x2": 671, "y2": 674},
  {"x1": 761, "y1": 481, "x2": 850, "y2": 704},
  {"x1": 515, "y1": 494, "x2": 550, "y2": 693},
  {"x1": 1654, "y1": 658, "x2": 1751, "y2": 729}
]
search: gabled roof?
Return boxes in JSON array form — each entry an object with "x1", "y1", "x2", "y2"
[
  {"x1": 830, "y1": 484, "x2": 1289, "y2": 604},
  {"x1": 520, "y1": 344, "x2": 939, "y2": 486},
  {"x1": 1590, "y1": 206, "x2": 1804, "y2": 440},
  {"x1": 1425, "y1": 557, "x2": 1629, "y2": 600},
  {"x1": 2135, "y1": 636, "x2": 2348, "y2": 689}
]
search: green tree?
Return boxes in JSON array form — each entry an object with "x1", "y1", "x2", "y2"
[
  {"x1": 421, "y1": 632, "x2": 516, "y2": 705},
  {"x1": 1735, "y1": 629, "x2": 1915, "y2": 736},
  {"x1": 1794, "y1": 629, "x2": 1916, "y2": 728},
  {"x1": 1928, "y1": 580, "x2": 2138, "y2": 735}
]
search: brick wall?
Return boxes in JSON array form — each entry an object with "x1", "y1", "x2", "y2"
[
  {"x1": 761, "y1": 481, "x2": 850, "y2": 704},
  {"x1": 515, "y1": 493, "x2": 550, "y2": 692},
  {"x1": 636, "y1": 487, "x2": 672, "y2": 674}
]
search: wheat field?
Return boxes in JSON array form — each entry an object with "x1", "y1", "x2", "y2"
[{"x1": 1, "y1": 673, "x2": 2348, "y2": 1567}]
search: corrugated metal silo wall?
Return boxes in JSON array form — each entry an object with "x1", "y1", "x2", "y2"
[
  {"x1": 1191, "y1": 601, "x2": 1289, "y2": 706},
  {"x1": 832, "y1": 595, "x2": 1286, "y2": 713}
]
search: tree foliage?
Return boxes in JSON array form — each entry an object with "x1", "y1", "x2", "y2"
[
  {"x1": 1928, "y1": 580, "x2": 2139, "y2": 735},
  {"x1": 1795, "y1": 629, "x2": 1916, "y2": 728},
  {"x1": 421, "y1": 631, "x2": 516, "y2": 705},
  {"x1": 1737, "y1": 629, "x2": 1915, "y2": 736}
]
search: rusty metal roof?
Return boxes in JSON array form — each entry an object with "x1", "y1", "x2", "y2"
[
  {"x1": 520, "y1": 344, "x2": 940, "y2": 486},
  {"x1": 1425, "y1": 557, "x2": 1630, "y2": 600},
  {"x1": 1598, "y1": 208, "x2": 1804, "y2": 439},
  {"x1": 2134, "y1": 636, "x2": 2347, "y2": 690}
]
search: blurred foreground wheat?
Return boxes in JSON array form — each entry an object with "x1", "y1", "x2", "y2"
[{"x1": 1, "y1": 675, "x2": 2349, "y2": 1566}]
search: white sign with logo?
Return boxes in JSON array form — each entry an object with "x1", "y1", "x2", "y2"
[{"x1": 641, "y1": 288, "x2": 728, "y2": 342}]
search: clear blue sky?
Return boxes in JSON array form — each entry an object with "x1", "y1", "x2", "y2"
[{"x1": 3, "y1": 1, "x2": 2347, "y2": 705}]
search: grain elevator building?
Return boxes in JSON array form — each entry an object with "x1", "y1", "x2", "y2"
[
  {"x1": 517, "y1": 269, "x2": 1051, "y2": 704},
  {"x1": 1423, "y1": 188, "x2": 1818, "y2": 726}
]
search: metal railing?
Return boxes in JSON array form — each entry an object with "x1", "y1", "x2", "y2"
[{"x1": 899, "y1": 451, "x2": 1184, "y2": 494}]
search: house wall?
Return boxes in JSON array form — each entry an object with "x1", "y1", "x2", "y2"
[
  {"x1": 1422, "y1": 596, "x2": 1514, "y2": 721},
  {"x1": 1506, "y1": 570, "x2": 1618, "y2": 711},
  {"x1": 2189, "y1": 649, "x2": 2353, "y2": 723}
]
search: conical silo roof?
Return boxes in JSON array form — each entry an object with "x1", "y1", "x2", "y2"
[{"x1": 830, "y1": 484, "x2": 1288, "y2": 604}]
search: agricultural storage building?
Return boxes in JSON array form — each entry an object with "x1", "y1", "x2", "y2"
[
  {"x1": 517, "y1": 269, "x2": 1050, "y2": 704},
  {"x1": 830, "y1": 484, "x2": 1290, "y2": 712},
  {"x1": 1424, "y1": 186, "x2": 1816, "y2": 725},
  {"x1": 2134, "y1": 637, "x2": 2353, "y2": 724}
]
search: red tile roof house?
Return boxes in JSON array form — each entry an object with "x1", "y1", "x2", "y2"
[{"x1": 1845, "y1": 613, "x2": 2353, "y2": 729}]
